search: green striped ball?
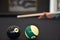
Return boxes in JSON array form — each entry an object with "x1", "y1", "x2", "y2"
[{"x1": 25, "y1": 25, "x2": 39, "y2": 39}]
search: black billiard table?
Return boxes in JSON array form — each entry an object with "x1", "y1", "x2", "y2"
[{"x1": 0, "y1": 17, "x2": 60, "y2": 40}]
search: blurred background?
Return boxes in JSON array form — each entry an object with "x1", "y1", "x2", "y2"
[{"x1": 0, "y1": 0, "x2": 49, "y2": 15}]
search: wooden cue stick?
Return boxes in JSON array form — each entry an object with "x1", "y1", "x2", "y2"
[
  {"x1": 17, "y1": 12, "x2": 60, "y2": 18},
  {"x1": 17, "y1": 13, "x2": 44, "y2": 18}
]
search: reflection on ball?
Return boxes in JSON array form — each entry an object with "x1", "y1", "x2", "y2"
[
  {"x1": 25, "y1": 25, "x2": 39, "y2": 39},
  {"x1": 7, "y1": 25, "x2": 20, "y2": 39}
]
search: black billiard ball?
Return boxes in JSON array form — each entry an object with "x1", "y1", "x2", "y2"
[{"x1": 7, "y1": 25, "x2": 20, "y2": 39}]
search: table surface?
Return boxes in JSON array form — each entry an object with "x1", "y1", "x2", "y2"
[{"x1": 0, "y1": 17, "x2": 60, "y2": 40}]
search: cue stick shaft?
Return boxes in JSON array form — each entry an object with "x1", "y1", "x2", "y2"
[
  {"x1": 17, "y1": 13, "x2": 44, "y2": 18},
  {"x1": 17, "y1": 12, "x2": 60, "y2": 18}
]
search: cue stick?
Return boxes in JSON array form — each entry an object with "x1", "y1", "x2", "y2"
[
  {"x1": 17, "y1": 13, "x2": 44, "y2": 18},
  {"x1": 17, "y1": 12, "x2": 60, "y2": 18}
]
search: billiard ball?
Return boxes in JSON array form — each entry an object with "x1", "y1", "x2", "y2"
[
  {"x1": 25, "y1": 25, "x2": 39, "y2": 39},
  {"x1": 7, "y1": 25, "x2": 20, "y2": 39}
]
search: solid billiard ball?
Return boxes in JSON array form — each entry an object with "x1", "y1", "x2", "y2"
[
  {"x1": 7, "y1": 25, "x2": 20, "y2": 39},
  {"x1": 25, "y1": 25, "x2": 39, "y2": 39}
]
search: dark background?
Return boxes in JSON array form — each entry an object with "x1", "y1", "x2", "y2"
[
  {"x1": 0, "y1": 0, "x2": 49, "y2": 15},
  {"x1": 0, "y1": 0, "x2": 60, "y2": 40}
]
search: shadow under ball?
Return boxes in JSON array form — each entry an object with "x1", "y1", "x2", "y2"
[{"x1": 7, "y1": 25, "x2": 20, "y2": 39}]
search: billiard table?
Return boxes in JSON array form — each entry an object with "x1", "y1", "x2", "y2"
[{"x1": 0, "y1": 17, "x2": 60, "y2": 40}]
